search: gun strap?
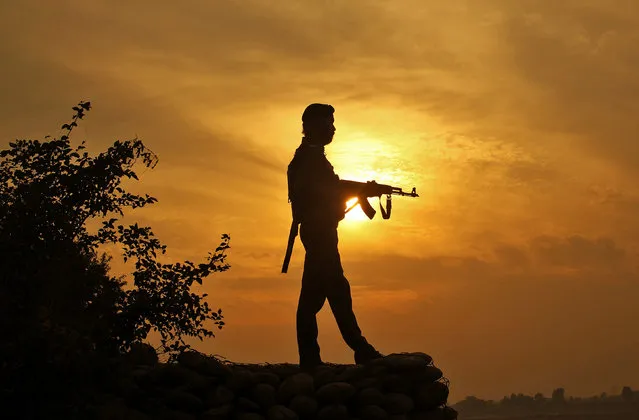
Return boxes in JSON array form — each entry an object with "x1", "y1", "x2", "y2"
[{"x1": 379, "y1": 195, "x2": 392, "y2": 219}]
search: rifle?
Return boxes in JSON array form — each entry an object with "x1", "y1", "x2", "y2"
[
  {"x1": 339, "y1": 180, "x2": 419, "y2": 220},
  {"x1": 281, "y1": 180, "x2": 418, "y2": 273}
]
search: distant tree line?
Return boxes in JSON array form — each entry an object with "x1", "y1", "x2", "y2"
[{"x1": 454, "y1": 386, "x2": 638, "y2": 417}]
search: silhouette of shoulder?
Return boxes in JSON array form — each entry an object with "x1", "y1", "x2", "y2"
[{"x1": 288, "y1": 144, "x2": 336, "y2": 181}]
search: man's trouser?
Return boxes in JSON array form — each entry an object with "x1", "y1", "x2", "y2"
[{"x1": 296, "y1": 222, "x2": 371, "y2": 365}]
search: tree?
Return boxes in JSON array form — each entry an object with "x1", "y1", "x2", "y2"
[
  {"x1": 0, "y1": 101, "x2": 230, "y2": 397},
  {"x1": 551, "y1": 388, "x2": 566, "y2": 404},
  {"x1": 621, "y1": 386, "x2": 634, "y2": 402}
]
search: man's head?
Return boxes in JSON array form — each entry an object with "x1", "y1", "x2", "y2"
[{"x1": 302, "y1": 103, "x2": 336, "y2": 146}]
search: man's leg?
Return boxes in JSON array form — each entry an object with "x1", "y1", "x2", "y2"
[
  {"x1": 326, "y1": 267, "x2": 377, "y2": 353},
  {"x1": 296, "y1": 255, "x2": 328, "y2": 368}
]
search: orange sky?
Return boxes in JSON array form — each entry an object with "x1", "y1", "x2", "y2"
[{"x1": 2, "y1": 0, "x2": 639, "y2": 402}]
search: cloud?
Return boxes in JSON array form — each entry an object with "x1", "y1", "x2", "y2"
[
  {"x1": 489, "y1": 1, "x2": 639, "y2": 173},
  {"x1": 529, "y1": 235, "x2": 626, "y2": 271}
]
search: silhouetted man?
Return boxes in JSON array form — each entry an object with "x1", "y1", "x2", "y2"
[{"x1": 287, "y1": 103, "x2": 383, "y2": 370}]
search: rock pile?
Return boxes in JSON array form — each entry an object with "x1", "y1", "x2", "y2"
[{"x1": 91, "y1": 345, "x2": 457, "y2": 420}]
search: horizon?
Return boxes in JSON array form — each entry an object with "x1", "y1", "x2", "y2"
[{"x1": 2, "y1": 0, "x2": 639, "y2": 403}]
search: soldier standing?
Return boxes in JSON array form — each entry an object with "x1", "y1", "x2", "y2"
[{"x1": 285, "y1": 103, "x2": 383, "y2": 370}]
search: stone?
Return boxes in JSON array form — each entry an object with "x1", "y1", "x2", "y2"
[
  {"x1": 237, "y1": 396, "x2": 262, "y2": 412},
  {"x1": 116, "y1": 377, "x2": 143, "y2": 400},
  {"x1": 335, "y1": 365, "x2": 367, "y2": 382},
  {"x1": 357, "y1": 387, "x2": 386, "y2": 406},
  {"x1": 131, "y1": 366, "x2": 154, "y2": 387},
  {"x1": 443, "y1": 406, "x2": 458, "y2": 419},
  {"x1": 410, "y1": 407, "x2": 456, "y2": 420},
  {"x1": 92, "y1": 399, "x2": 130, "y2": 420},
  {"x1": 255, "y1": 371, "x2": 281, "y2": 388},
  {"x1": 412, "y1": 367, "x2": 443, "y2": 385},
  {"x1": 269, "y1": 363, "x2": 302, "y2": 379},
  {"x1": 359, "y1": 404, "x2": 389, "y2": 420},
  {"x1": 227, "y1": 368, "x2": 257, "y2": 392},
  {"x1": 237, "y1": 413, "x2": 267, "y2": 420},
  {"x1": 382, "y1": 393, "x2": 414, "y2": 415},
  {"x1": 153, "y1": 363, "x2": 201, "y2": 388},
  {"x1": 414, "y1": 381, "x2": 449, "y2": 409},
  {"x1": 177, "y1": 350, "x2": 207, "y2": 370},
  {"x1": 163, "y1": 411, "x2": 196, "y2": 420},
  {"x1": 40, "y1": 343, "x2": 454, "y2": 420},
  {"x1": 129, "y1": 396, "x2": 167, "y2": 416},
  {"x1": 267, "y1": 404, "x2": 299, "y2": 420},
  {"x1": 179, "y1": 372, "x2": 215, "y2": 398},
  {"x1": 374, "y1": 353, "x2": 433, "y2": 372},
  {"x1": 354, "y1": 377, "x2": 383, "y2": 390},
  {"x1": 278, "y1": 373, "x2": 315, "y2": 402},
  {"x1": 164, "y1": 389, "x2": 204, "y2": 413},
  {"x1": 382, "y1": 374, "x2": 412, "y2": 394},
  {"x1": 126, "y1": 409, "x2": 151, "y2": 420},
  {"x1": 201, "y1": 357, "x2": 233, "y2": 378},
  {"x1": 315, "y1": 381, "x2": 356, "y2": 404},
  {"x1": 368, "y1": 364, "x2": 389, "y2": 377},
  {"x1": 126, "y1": 342, "x2": 158, "y2": 366},
  {"x1": 317, "y1": 404, "x2": 350, "y2": 420},
  {"x1": 205, "y1": 385, "x2": 235, "y2": 407},
  {"x1": 313, "y1": 365, "x2": 338, "y2": 388},
  {"x1": 201, "y1": 404, "x2": 234, "y2": 420},
  {"x1": 253, "y1": 383, "x2": 277, "y2": 409},
  {"x1": 410, "y1": 408, "x2": 444, "y2": 420},
  {"x1": 288, "y1": 394, "x2": 318, "y2": 417}
]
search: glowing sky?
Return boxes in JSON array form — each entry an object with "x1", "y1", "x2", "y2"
[{"x1": 2, "y1": 0, "x2": 639, "y2": 402}]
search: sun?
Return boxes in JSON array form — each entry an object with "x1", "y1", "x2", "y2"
[
  {"x1": 343, "y1": 197, "x2": 375, "y2": 222},
  {"x1": 328, "y1": 129, "x2": 424, "y2": 224}
]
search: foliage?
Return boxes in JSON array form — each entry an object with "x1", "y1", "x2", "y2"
[
  {"x1": 455, "y1": 387, "x2": 639, "y2": 418},
  {"x1": 0, "y1": 101, "x2": 229, "y2": 377}
]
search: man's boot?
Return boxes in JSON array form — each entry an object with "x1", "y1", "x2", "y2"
[
  {"x1": 299, "y1": 354, "x2": 325, "y2": 372},
  {"x1": 354, "y1": 344, "x2": 384, "y2": 365}
]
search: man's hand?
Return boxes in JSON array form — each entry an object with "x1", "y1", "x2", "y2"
[
  {"x1": 364, "y1": 180, "x2": 383, "y2": 197},
  {"x1": 339, "y1": 179, "x2": 381, "y2": 198}
]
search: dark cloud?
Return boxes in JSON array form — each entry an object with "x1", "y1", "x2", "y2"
[
  {"x1": 344, "y1": 233, "x2": 633, "y2": 288},
  {"x1": 529, "y1": 235, "x2": 626, "y2": 271},
  {"x1": 493, "y1": 244, "x2": 530, "y2": 268}
]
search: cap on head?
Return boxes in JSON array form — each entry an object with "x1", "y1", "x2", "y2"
[{"x1": 302, "y1": 103, "x2": 335, "y2": 123}]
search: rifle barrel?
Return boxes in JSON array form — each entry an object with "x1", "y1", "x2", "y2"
[{"x1": 389, "y1": 186, "x2": 419, "y2": 197}]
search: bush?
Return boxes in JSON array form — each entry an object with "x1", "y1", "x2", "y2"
[{"x1": 0, "y1": 101, "x2": 230, "y2": 412}]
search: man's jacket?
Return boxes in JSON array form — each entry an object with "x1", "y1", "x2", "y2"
[{"x1": 287, "y1": 140, "x2": 346, "y2": 227}]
